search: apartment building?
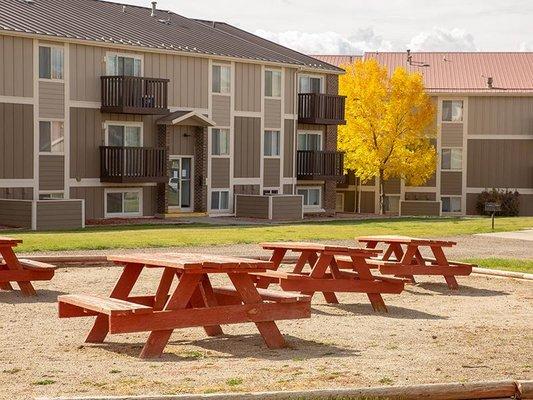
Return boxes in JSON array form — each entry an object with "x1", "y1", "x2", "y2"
[
  {"x1": 0, "y1": 0, "x2": 346, "y2": 230},
  {"x1": 314, "y1": 52, "x2": 533, "y2": 216}
]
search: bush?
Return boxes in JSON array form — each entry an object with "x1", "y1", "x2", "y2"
[{"x1": 476, "y1": 189, "x2": 520, "y2": 216}]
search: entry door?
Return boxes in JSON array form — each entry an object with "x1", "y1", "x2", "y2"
[{"x1": 168, "y1": 157, "x2": 193, "y2": 211}]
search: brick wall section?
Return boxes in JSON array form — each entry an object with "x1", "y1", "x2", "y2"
[
  {"x1": 324, "y1": 74, "x2": 340, "y2": 214},
  {"x1": 156, "y1": 124, "x2": 169, "y2": 215},
  {"x1": 194, "y1": 127, "x2": 208, "y2": 212}
]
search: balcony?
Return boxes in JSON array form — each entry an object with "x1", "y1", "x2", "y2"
[
  {"x1": 298, "y1": 93, "x2": 346, "y2": 125},
  {"x1": 100, "y1": 146, "x2": 168, "y2": 183},
  {"x1": 296, "y1": 150, "x2": 345, "y2": 181},
  {"x1": 101, "y1": 76, "x2": 170, "y2": 115}
]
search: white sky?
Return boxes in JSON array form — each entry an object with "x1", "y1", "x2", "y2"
[{"x1": 110, "y1": 0, "x2": 533, "y2": 53}]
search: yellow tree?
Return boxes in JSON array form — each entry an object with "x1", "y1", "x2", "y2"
[{"x1": 338, "y1": 59, "x2": 437, "y2": 214}]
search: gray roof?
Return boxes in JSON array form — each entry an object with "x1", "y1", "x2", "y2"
[{"x1": 0, "y1": 0, "x2": 341, "y2": 72}]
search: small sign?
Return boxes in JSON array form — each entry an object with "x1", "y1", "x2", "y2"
[{"x1": 485, "y1": 202, "x2": 501, "y2": 213}]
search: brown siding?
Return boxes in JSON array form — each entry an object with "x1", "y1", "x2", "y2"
[
  {"x1": 416, "y1": 173, "x2": 437, "y2": 188},
  {"x1": 343, "y1": 190, "x2": 356, "y2": 212},
  {"x1": 211, "y1": 158, "x2": 230, "y2": 188},
  {"x1": 39, "y1": 81, "x2": 65, "y2": 119},
  {"x1": 360, "y1": 191, "x2": 375, "y2": 213},
  {"x1": 264, "y1": 158, "x2": 280, "y2": 187},
  {"x1": 283, "y1": 184, "x2": 293, "y2": 194},
  {"x1": 143, "y1": 186, "x2": 157, "y2": 216},
  {"x1": 235, "y1": 195, "x2": 269, "y2": 219},
  {"x1": 233, "y1": 185, "x2": 260, "y2": 195},
  {"x1": 235, "y1": 63, "x2": 261, "y2": 112},
  {"x1": 39, "y1": 155, "x2": 64, "y2": 191},
  {"x1": 441, "y1": 171, "x2": 462, "y2": 195},
  {"x1": 441, "y1": 123, "x2": 463, "y2": 147},
  {"x1": 297, "y1": 123, "x2": 326, "y2": 134},
  {"x1": 400, "y1": 201, "x2": 440, "y2": 216},
  {"x1": 468, "y1": 97, "x2": 533, "y2": 136},
  {"x1": 168, "y1": 126, "x2": 195, "y2": 155},
  {"x1": 466, "y1": 193, "x2": 477, "y2": 215},
  {"x1": 0, "y1": 103, "x2": 33, "y2": 179},
  {"x1": 70, "y1": 186, "x2": 104, "y2": 220},
  {"x1": 284, "y1": 68, "x2": 296, "y2": 114},
  {"x1": 0, "y1": 187, "x2": 33, "y2": 200},
  {"x1": 383, "y1": 178, "x2": 401, "y2": 194},
  {"x1": 466, "y1": 192, "x2": 533, "y2": 216},
  {"x1": 361, "y1": 177, "x2": 375, "y2": 186},
  {"x1": 0, "y1": 199, "x2": 32, "y2": 228},
  {"x1": 36, "y1": 200, "x2": 83, "y2": 230},
  {"x1": 264, "y1": 98, "x2": 281, "y2": 129},
  {"x1": 212, "y1": 95, "x2": 231, "y2": 127},
  {"x1": 283, "y1": 119, "x2": 294, "y2": 177},
  {"x1": 405, "y1": 192, "x2": 437, "y2": 201},
  {"x1": 467, "y1": 139, "x2": 533, "y2": 188},
  {"x1": 234, "y1": 116, "x2": 260, "y2": 178},
  {"x1": 0, "y1": 35, "x2": 33, "y2": 98},
  {"x1": 271, "y1": 196, "x2": 303, "y2": 220}
]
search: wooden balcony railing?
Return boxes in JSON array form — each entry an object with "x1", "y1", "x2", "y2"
[
  {"x1": 296, "y1": 150, "x2": 345, "y2": 181},
  {"x1": 101, "y1": 76, "x2": 170, "y2": 115},
  {"x1": 100, "y1": 146, "x2": 168, "y2": 183},
  {"x1": 298, "y1": 93, "x2": 346, "y2": 125}
]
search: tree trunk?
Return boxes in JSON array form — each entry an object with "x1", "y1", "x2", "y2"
[{"x1": 379, "y1": 169, "x2": 385, "y2": 215}]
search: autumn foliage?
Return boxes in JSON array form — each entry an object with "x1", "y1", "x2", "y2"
[{"x1": 338, "y1": 59, "x2": 437, "y2": 214}]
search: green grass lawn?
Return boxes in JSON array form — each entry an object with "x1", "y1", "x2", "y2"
[
  {"x1": 3, "y1": 216, "x2": 532, "y2": 253},
  {"x1": 462, "y1": 258, "x2": 533, "y2": 274}
]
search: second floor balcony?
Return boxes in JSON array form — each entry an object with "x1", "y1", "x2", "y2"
[
  {"x1": 296, "y1": 150, "x2": 345, "y2": 181},
  {"x1": 298, "y1": 93, "x2": 346, "y2": 125},
  {"x1": 101, "y1": 76, "x2": 170, "y2": 115},
  {"x1": 100, "y1": 146, "x2": 168, "y2": 183}
]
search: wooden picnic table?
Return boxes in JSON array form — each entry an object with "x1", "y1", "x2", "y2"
[
  {"x1": 0, "y1": 236, "x2": 56, "y2": 296},
  {"x1": 255, "y1": 242, "x2": 405, "y2": 312},
  {"x1": 58, "y1": 252, "x2": 311, "y2": 359},
  {"x1": 356, "y1": 235, "x2": 473, "y2": 290}
]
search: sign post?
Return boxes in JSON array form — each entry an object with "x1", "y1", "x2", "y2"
[{"x1": 484, "y1": 202, "x2": 501, "y2": 230}]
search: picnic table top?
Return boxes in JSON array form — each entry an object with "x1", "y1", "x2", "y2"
[
  {"x1": 0, "y1": 236, "x2": 22, "y2": 245},
  {"x1": 107, "y1": 252, "x2": 273, "y2": 273},
  {"x1": 357, "y1": 235, "x2": 457, "y2": 247},
  {"x1": 261, "y1": 242, "x2": 381, "y2": 256}
]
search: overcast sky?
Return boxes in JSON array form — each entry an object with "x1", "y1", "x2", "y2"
[{"x1": 112, "y1": 0, "x2": 533, "y2": 54}]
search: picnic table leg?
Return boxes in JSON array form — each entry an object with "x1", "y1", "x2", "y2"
[
  {"x1": 303, "y1": 254, "x2": 339, "y2": 304},
  {"x1": 0, "y1": 282, "x2": 14, "y2": 290},
  {"x1": 229, "y1": 272, "x2": 286, "y2": 349},
  {"x1": 256, "y1": 248, "x2": 287, "y2": 289},
  {"x1": 189, "y1": 276, "x2": 223, "y2": 337},
  {"x1": 350, "y1": 255, "x2": 388, "y2": 312},
  {"x1": 0, "y1": 246, "x2": 36, "y2": 296},
  {"x1": 153, "y1": 267, "x2": 177, "y2": 310},
  {"x1": 431, "y1": 246, "x2": 459, "y2": 290},
  {"x1": 140, "y1": 273, "x2": 203, "y2": 359},
  {"x1": 293, "y1": 251, "x2": 317, "y2": 274},
  {"x1": 86, "y1": 263, "x2": 144, "y2": 343},
  {"x1": 396, "y1": 244, "x2": 417, "y2": 284}
]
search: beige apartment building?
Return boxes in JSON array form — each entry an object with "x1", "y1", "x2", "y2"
[
  {"x1": 0, "y1": 0, "x2": 346, "y2": 230},
  {"x1": 315, "y1": 52, "x2": 533, "y2": 216}
]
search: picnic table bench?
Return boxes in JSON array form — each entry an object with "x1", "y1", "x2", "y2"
[
  {"x1": 58, "y1": 252, "x2": 311, "y2": 359},
  {"x1": 0, "y1": 236, "x2": 56, "y2": 296},
  {"x1": 354, "y1": 235, "x2": 473, "y2": 289},
  {"x1": 254, "y1": 242, "x2": 405, "y2": 312}
]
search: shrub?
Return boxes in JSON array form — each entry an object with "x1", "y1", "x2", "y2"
[{"x1": 476, "y1": 189, "x2": 520, "y2": 216}]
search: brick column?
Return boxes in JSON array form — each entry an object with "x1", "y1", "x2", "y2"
[
  {"x1": 323, "y1": 74, "x2": 340, "y2": 215},
  {"x1": 194, "y1": 126, "x2": 208, "y2": 212},
  {"x1": 156, "y1": 124, "x2": 169, "y2": 216}
]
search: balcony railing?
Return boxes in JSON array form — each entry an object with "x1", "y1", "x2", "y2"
[
  {"x1": 298, "y1": 93, "x2": 346, "y2": 125},
  {"x1": 101, "y1": 76, "x2": 170, "y2": 115},
  {"x1": 100, "y1": 146, "x2": 168, "y2": 183},
  {"x1": 296, "y1": 150, "x2": 345, "y2": 181}
]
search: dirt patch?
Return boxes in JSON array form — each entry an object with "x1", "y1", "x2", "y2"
[{"x1": 0, "y1": 266, "x2": 531, "y2": 399}]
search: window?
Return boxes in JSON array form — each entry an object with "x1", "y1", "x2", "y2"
[
  {"x1": 297, "y1": 187, "x2": 321, "y2": 208},
  {"x1": 441, "y1": 148, "x2": 462, "y2": 170},
  {"x1": 39, "y1": 121, "x2": 64, "y2": 153},
  {"x1": 442, "y1": 196, "x2": 462, "y2": 213},
  {"x1": 39, "y1": 193, "x2": 64, "y2": 200},
  {"x1": 211, "y1": 190, "x2": 229, "y2": 210},
  {"x1": 39, "y1": 46, "x2": 64, "y2": 80},
  {"x1": 211, "y1": 128, "x2": 230, "y2": 156},
  {"x1": 105, "y1": 189, "x2": 141, "y2": 217},
  {"x1": 106, "y1": 54, "x2": 142, "y2": 76},
  {"x1": 297, "y1": 131, "x2": 322, "y2": 151},
  {"x1": 384, "y1": 196, "x2": 400, "y2": 214},
  {"x1": 263, "y1": 189, "x2": 279, "y2": 195},
  {"x1": 212, "y1": 65, "x2": 231, "y2": 94},
  {"x1": 264, "y1": 130, "x2": 280, "y2": 156},
  {"x1": 106, "y1": 124, "x2": 142, "y2": 147},
  {"x1": 442, "y1": 100, "x2": 463, "y2": 122},
  {"x1": 298, "y1": 75, "x2": 322, "y2": 93},
  {"x1": 265, "y1": 69, "x2": 281, "y2": 98}
]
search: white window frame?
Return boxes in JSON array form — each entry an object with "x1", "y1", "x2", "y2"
[
  {"x1": 105, "y1": 51, "x2": 144, "y2": 77},
  {"x1": 441, "y1": 196, "x2": 462, "y2": 214},
  {"x1": 211, "y1": 128, "x2": 230, "y2": 157},
  {"x1": 38, "y1": 119, "x2": 65, "y2": 155},
  {"x1": 264, "y1": 68, "x2": 282, "y2": 99},
  {"x1": 104, "y1": 121, "x2": 144, "y2": 147},
  {"x1": 297, "y1": 186, "x2": 322, "y2": 211},
  {"x1": 441, "y1": 99, "x2": 464, "y2": 123},
  {"x1": 210, "y1": 189, "x2": 230, "y2": 211},
  {"x1": 297, "y1": 130, "x2": 323, "y2": 151},
  {"x1": 297, "y1": 74, "x2": 324, "y2": 94},
  {"x1": 262, "y1": 188, "x2": 279, "y2": 196},
  {"x1": 104, "y1": 188, "x2": 143, "y2": 218},
  {"x1": 38, "y1": 191, "x2": 65, "y2": 200},
  {"x1": 441, "y1": 147, "x2": 463, "y2": 171},
  {"x1": 264, "y1": 130, "x2": 281, "y2": 157},
  {"x1": 38, "y1": 44, "x2": 65, "y2": 82},
  {"x1": 212, "y1": 63, "x2": 231, "y2": 95}
]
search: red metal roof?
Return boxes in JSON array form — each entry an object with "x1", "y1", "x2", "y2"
[{"x1": 311, "y1": 55, "x2": 362, "y2": 68}]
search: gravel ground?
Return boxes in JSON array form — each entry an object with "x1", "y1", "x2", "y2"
[{"x1": 0, "y1": 266, "x2": 531, "y2": 399}]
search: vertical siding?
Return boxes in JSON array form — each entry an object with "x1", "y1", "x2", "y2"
[
  {"x1": 383, "y1": 178, "x2": 401, "y2": 194},
  {"x1": 343, "y1": 191, "x2": 356, "y2": 212},
  {"x1": 441, "y1": 123, "x2": 463, "y2": 147},
  {"x1": 468, "y1": 97, "x2": 533, "y2": 136},
  {"x1": 212, "y1": 95, "x2": 231, "y2": 126},
  {"x1": 39, "y1": 155, "x2": 65, "y2": 191},
  {"x1": 283, "y1": 119, "x2": 294, "y2": 178},
  {"x1": 360, "y1": 191, "x2": 375, "y2": 213},
  {"x1": 264, "y1": 98, "x2": 281, "y2": 129},
  {"x1": 0, "y1": 199, "x2": 32, "y2": 228},
  {"x1": 283, "y1": 184, "x2": 293, "y2": 194},
  {"x1": 400, "y1": 201, "x2": 440, "y2": 216},
  {"x1": 0, "y1": 35, "x2": 33, "y2": 97},
  {"x1": 70, "y1": 107, "x2": 103, "y2": 179},
  {"x1": 0, "y1": 103, "x2": 33, "y2": 179},
  {"x1": 69, "y1": 44, "x2": 107, "y2": 102},
  {"x1": 235, "y1": 63, "x2": 261, "y2": 112},
  {"x1": 284, "y1": 68, "x2": 296, "y2": 114},
  {"x1": 211, "y1": 158, "x2": 230, "y2": 188},
  {"x1": 233, "y1": 184, "x2": 260, "y2": 195},
  {"x1": 263, "y1": 158, "x2": 280, "y2": 187},
  {"x1": 441, "y1": 171, "x2": 462, "y2": 195},
  {"x1": 234, "y1": 117, "x2": 260, "y2": 178},
  {"x1": 39, "y1": 81, "x2": 65, "y2": 119},
  {"x1": 168, "y1": 126, "x2": 195, "y2": 155},
  {"x1": 143, "y1": 186, "x2": 157, "y2": 216},
  {"x1": 70, "y1": 186, "x2": 104, "y2": 220}
]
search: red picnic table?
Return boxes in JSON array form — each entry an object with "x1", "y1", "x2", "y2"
[
  {"x1": 356, "y1": 235, "x2": 473, "y2": 290},
  {"x1": 0, "y1": 236, "x2": 56, "y2": 296},
  {"x1": 58, "y1": 252, "x2": 311, "y2": 359},
  {"x1": 254, "y1": 242, "x2": 405, "y2": 312}
]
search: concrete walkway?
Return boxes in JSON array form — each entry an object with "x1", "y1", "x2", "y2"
[{"x1": 476, "y1": 229, "x2": 533, "y2": 242}]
